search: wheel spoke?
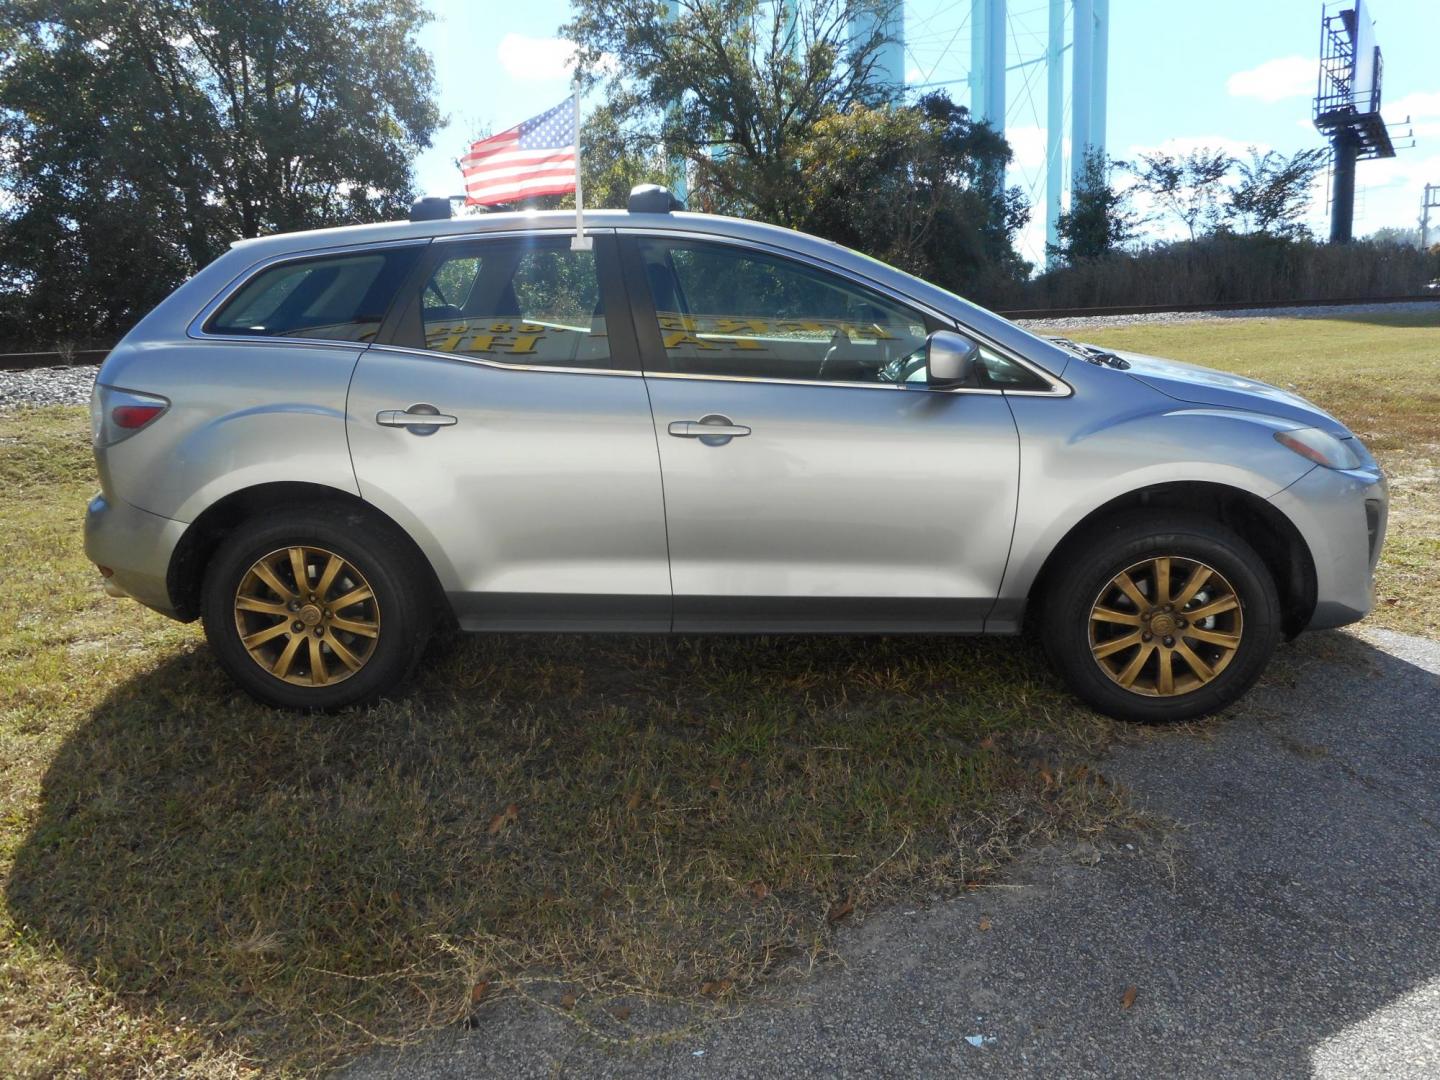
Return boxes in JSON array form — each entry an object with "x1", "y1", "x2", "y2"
[
  {"x1": 242, "y1": 620, "x2": 290, "y2": 650},
  {"x1": 1187, "y1": 595, "x2": 1239, "y2": 621},
  {"x1": 289, "y1": 547, "x2": 311, "y2": 596},
  {"x1": 1093, "y1": 631, "x2": 1143, "y2": 659},
  {"x1": 1112, "y1": 571, "x2": 1149, "y2": 611},
  {"x1": 251, "y1": 558, "x2": 294, "y2": 602},
  {"x1": 325, "y1": 632, "x2": 363, "y2": 670},
  {"x1": 236, "y1": 596, "x2": 289, "y2": 617},
  {"x1": 315, "y1": 554, "x2": 344, "y2": 601},
  {"x1": 1091, "y1": 606, "x2": 1143, "y2": 627},
  {"x1": 308, "y1": 637, "x2": 329, "y2": 686},
  {"x1": 330, "y1": 585, "x2": 374, "y2": 612},
  {"x1": 329, "y1": 615, "x2": 379, "y2": 638},
  {"x1": 1183, "y1": 626, "x2": 1241, "y2": 649},
  {"x1": 1154, "y1": 557, "x2": 1172, "y2": 606},
  {"x1": 272, "y1": 634, "x2": 304, "y2": 678},
  {"x1": 1156, "y1": 648, "x2": 1175, "y2": 694},
  {"x1": 1116, "y1": 643, "x2": 1156, "y2": 688},
  {"x1": 1173, "y1": 566, "x2": 1213, "y2": 609},
  {"x1": 1174, "y1": 639, "x2": 1215, "y2": 683}
]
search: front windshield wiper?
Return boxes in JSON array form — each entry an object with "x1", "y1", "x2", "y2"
[{"x1": 1046, "y1": 336, "x2": 1131, "y2": 370}]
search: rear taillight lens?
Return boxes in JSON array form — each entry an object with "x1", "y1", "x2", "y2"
[{"x1": 92, "y1": 385, "x2": 170, "y2": 447}]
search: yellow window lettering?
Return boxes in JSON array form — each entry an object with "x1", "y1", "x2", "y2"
[
  {"x1": 490, "y1": 322, "x2": 512, "y2": 333},
  {"x1": 729, "y1": 336, "x2": 766, "y2": 350},
  {"x1": 508, "y1": 334, "x2": 540, "y2": 354},
  {"x1": 663, "y1": 331, "x2": 720, "y2": 351},
  {"x1": 658, "y1": 313, "x2": 698, "y2": 332},
  {"x1": 517, "y1": 323, "x2": 544, "y2": 334},
  {"x1": 430, "y1": 332, "x2": 465, "y2": 353},
  {"x1": 462, "y1": 334, "x2": 497, "y2": 353}
]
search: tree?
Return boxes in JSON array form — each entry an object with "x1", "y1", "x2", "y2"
[
  {"x1": 794, "y1": 93, "x2": 1029, "y2": 294},
  {"x1": 564, "y1": 0, "x2": 897, "y2": 225},
  {"x1": 0, "y1": 0, "x2": 440, "y2": 346},
  {"x1": 1130, "y1": 147, "x2": 1234, "y2": 241},
  {"x1": 1049, "y1": 149, "x2": 1142, "y2": 263},
  {"x1": 563, "y1": 1, "x2": 1030, "y2": 298},
  {"x1": 1225, "y1": 147, "x2": 1327, "y2": 238}
]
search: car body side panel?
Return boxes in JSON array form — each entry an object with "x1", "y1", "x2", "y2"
[
  {"x1": 346, "y1": 351, "x2": 671, "y2": 631},
  {"x1": 643, "y1": 378, "x2": 1021, "y2": 633},
  {"x1": 95, "y1": 339, "x2": 363, "y2": 523}
]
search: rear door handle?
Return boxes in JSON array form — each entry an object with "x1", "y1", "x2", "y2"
[
  {"x1": 377, "y1": 403, "x2": 457, "y2": 435},
  {"x1": 667, "y1": 415, "x2": 752, "y2": 439}
]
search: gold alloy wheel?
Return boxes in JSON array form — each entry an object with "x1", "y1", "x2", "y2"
[
  {"x1": 232, "y1": 546, "x2": 381, "y2": 687},
  {"x1": 1087, "y1": 556, "x2": 1243, "y2": 697}
]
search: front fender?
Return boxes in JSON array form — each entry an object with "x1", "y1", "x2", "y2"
[{"x1": 998, "y1": 393, "x2": 1315, "y2": 605}]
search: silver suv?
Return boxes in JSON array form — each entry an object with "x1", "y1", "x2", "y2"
[{"x1": 85, "y1": 187, "x2": 1387, "y2": 722}]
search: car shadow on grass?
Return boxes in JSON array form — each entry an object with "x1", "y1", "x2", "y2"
[{"x1": 4, "y1": 630, "x2": 1107, "y2": 1069}]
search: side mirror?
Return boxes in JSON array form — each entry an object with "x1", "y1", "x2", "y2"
[{"x1": 925, "y1": 330, "x2": 981, "y2": 389}]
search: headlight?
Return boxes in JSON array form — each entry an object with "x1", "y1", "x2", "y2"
[{"x1": 1274, "y1": 427, "x2": 1362, "y2": 470}]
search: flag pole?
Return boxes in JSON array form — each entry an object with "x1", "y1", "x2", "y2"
[{"x1": 570, "y1": 76, "x2": 591, "y2": 251}]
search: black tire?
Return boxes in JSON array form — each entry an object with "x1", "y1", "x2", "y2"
[
  {"x1": 200, "y1": 506, "x2": 433, "y2": 711},
  {"x1": 1040, "y1": 511, "x2": 1281, "y2": 723}
]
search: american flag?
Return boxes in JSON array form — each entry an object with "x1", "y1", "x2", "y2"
[{"x1": 461, "y1": 100, "x2": 577, "y2": 206}]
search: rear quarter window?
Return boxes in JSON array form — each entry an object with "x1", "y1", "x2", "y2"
[{"x1": 206, "y1": 247, "x2": 419, "y2": 342}]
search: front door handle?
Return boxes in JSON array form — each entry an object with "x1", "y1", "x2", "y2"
[
  {"x1": 376, "y1": 403, "x2": 457, "y2": 436},
  {"x1": 668, "y1": 414, "x2": 752, "y2": 442}
]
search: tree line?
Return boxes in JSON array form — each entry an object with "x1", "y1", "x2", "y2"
[{"x1": 2, "y1": 0, "x2": 1434, "y2": 352}]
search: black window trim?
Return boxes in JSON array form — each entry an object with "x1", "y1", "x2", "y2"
[
  {"x1": 372, "y1": 228, "x2": 643, "y2": 375},
  {"x1": 193, "y1": 240, "x2": 430, "y2": 347}
]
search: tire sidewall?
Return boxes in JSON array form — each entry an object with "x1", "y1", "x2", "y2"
[
  {"x1": 201, "y1": 508, "x2": 429, "y2": 711},
  {"x1": 1043, "y1": 514, "x2": 1281, "y2": 723}
]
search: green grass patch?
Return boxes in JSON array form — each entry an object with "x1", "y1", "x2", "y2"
[{"x1": 1, "y1": 311, "x2": 1435, "y2": 1073}]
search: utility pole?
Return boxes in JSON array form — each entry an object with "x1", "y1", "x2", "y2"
[{"x1": 1422, "y1": 183, "x2": 1440, "y2": 250}]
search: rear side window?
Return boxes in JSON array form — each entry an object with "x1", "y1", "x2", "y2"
[
  {"x1": 398, "y1": 236, "x2": 615, "y2": 369},
  {"x1": 207, "y1": 247, "x2": 419, "y2": 342}
]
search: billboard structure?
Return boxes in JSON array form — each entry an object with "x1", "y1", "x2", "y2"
[{"x1": 1314, "y1": 0, "x2": 1397, "y2": 243}]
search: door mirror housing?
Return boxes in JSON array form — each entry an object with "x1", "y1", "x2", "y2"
[{"x1": 925, "y1": 331, "x2": 981, "y2": 389}]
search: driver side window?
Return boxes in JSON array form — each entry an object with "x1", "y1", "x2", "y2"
[{"x1": 633, "y1": 238, "x2": 933, "y2": 383}]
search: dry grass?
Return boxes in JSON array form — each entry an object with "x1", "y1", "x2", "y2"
[{"x1": 0, "y1": 311, "x2": 1434, "y2": 1075}]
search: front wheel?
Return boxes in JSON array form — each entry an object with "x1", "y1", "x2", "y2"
[
  {"x1": 200, "y1": 507, "x2": 432, "y2": 711},
  {"x1": 1041, "y1": 512, "x2": 1281, "y2": 723}
]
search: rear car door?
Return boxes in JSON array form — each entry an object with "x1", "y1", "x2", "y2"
[
  {"x1": 623, "y1": 232, "x2": 1024, "y2": 633},
  {"x1": 347, "y1": 230, "x2": 671, "y2": 630}
]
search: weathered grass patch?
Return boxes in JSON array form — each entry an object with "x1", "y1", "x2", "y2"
[{"x1": 1, "y1": 311, "x2": 1435, "y2": 1074}]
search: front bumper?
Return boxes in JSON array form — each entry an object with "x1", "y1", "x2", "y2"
[
  {"x1": 1268, "y1": 464, "x2": 1388, "y2": 631},
  {"x1": 83, "y1": 492, "x2": 188, "y2": 619}
]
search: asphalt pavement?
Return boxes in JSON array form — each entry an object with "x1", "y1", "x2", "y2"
[{"x1": 349, "y1": 627, "x2": 1440, "y2": 1079}]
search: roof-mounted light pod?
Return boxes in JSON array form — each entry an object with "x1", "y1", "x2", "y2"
[
  {"x1": 627, "y1": 184, "x2": 686, "y2": 213},
  {"x1": 409, "y1": 197, "x2": 454, "y2": 222}
]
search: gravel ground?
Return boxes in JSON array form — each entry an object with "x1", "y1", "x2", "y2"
[
  {"x1": 2, "y1": 300, "x2": 1435, "y2": 411},
  {"x1": 349, "y1": 626, "x2": 1440, "y2": 1079},
  {"x1": 0, "y1": 364, "x2": 99, "y2": 410}
]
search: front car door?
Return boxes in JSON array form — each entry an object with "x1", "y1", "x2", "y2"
[
  {"x1": 623, "y1": 232, "x2": 1028, "y2": 633},
  {"x1": 347, "y1": 229, "x2": 671, "y2": 630}
]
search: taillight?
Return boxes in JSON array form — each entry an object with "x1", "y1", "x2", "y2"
[{"x1": 93, "y1": 386, "x2": 170, "y2": 447}]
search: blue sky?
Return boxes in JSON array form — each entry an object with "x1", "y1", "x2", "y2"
[{"x1": 414, "y1": 0, "x2": 1440, "y2": 263}]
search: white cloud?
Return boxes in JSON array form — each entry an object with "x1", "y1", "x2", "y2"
[
  {"x1": 1226, "y1": 56, "x2": 1316, "y2": 104},
  {"x1": 496, "y1": 33, "x2": 579, "y2": 82},
  {"x1": 1005, "y1": 124, "x2": 1070, "y2": 171},
  {"x1": 1384, "y1": 90, "x2": 1440, "y2": 120}
]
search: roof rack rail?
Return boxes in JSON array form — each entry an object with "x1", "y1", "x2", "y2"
[{"x1": 627, "y1": 184, "x2": 685, "y2": 213}]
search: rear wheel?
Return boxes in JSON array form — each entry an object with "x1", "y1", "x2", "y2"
[
  {"x1": 201, "y1": 508, "x2": 431, "y2": 710},
  {"x1": 1041, "y1": 512, "x2": 1281, "y2": 723}
]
